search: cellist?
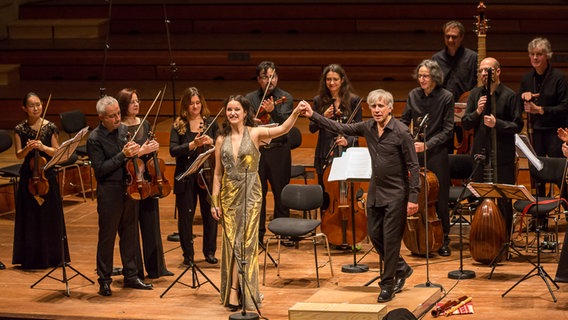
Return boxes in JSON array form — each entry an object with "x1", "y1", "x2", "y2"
[
  {"x1": 461, "y1": 57, "x2": 524, "y2": 237},
  {"x1": 300, "y1": 89, "x2": 420, "y2": 303},
  {"x1": 117, "y1": 88, "x2": 173, "y2": 279}
]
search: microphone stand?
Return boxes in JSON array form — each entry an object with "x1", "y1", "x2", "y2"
[
  {"x1": 447, "y1": 156, "x2": 483, "y2": 280},
  {"x1": 162, "y1": 3, "x2": 178, "y2": 119},
  {"x1": 99, "y1": 0, "x2": 113, "y2": 98}
]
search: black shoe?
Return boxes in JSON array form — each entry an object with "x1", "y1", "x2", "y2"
[
  {"x1": 123, "y1": 277, "x2": 153, "y2": 290},
  {"x1": 205, "y1": 254, "x2": 218, "y2": 264},
  {"x1": 147, "y1": 270, "x2": 174, "y2": 279},
  {"x1": 228, "y1": 304, "x2": 240, "y2": 312},
  {"x1": 393, "y1": 267, "x2": 413, "y2": 293},
  {"x1": 167, "y1": 232, "x2": 180, "y2": 242},
  {"x1": 0, "y1": 261, "x2": 5, "y2": 270},
  {"x1": 377, "y1": 288, "x2": 395, "y2": 303},
  {"x1": 183, "y1": 257, "x2": 194, "y2": 266},
  {"x1": 438, "y1": 236, "x2": 451, "y2": 256},
  {"x1": 98, "y1": 282, "x2": 112, "y2": 296},
  {"x1": 281, "y1": 240, "x2": 295, "y2": 247},
  {"x1": 111, "y1": 267, "x2": 123, "y2": 276}
]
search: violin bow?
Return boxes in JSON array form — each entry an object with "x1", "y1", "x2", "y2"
[
  {"x1": 254, "y1": 72, "x2": 275, "y2": 118},
  {"x1": 149, "y1": 83, "x2": 167, "y2": 136},
  {"x1": 128, "y1": 89, "x2": 162, "y2": 143},
  {"x1": 200, "y1": 107, "x2": 224, "y2": 137},
  {"x1": 324, "y1": 97, "x2": 364, "y2": 162},
  {"x1": 34, "y1": 94, "x2": 52, "y2": 140}
]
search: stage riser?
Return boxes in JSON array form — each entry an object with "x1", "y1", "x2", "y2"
[{"x1": 289, "y1": 302, "x2": 386, "y2": 320}]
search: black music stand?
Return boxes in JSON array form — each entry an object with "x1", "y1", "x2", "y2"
[
  {"x1": 31, "y1": 127, "x2": 94, "y2": 296},
  {"x1": 162, "y1": 147, "x2": 219, "y2": 297}
]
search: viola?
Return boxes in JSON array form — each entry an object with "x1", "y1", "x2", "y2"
[
  {"x1": 126, "y1": 155, "x2": 152, "y2": 200},
  {"x1": 257, "y1": 96, "x2": 286, "y2": 125},
  {"x1": 403, "y1": 170, "x2": 443, "y2": 255},
  {"x1": 146, "y1": 132, "x2": 171, "y2": 198},
  {"x1": 28, "y1": 148, "x2": 49, "y2": 196}
]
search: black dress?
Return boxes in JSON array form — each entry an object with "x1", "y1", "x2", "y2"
[{"x1": 12, "y1": 120, "x2": 70, "y2": 269}]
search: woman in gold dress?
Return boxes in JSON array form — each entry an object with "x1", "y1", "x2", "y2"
[{"x1": 210, "y1": 95, "x2": 303, "y2": 311}]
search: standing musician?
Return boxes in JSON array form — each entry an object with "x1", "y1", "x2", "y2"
[
  {"x1": 170, "y1": 87, "x2": 219, "y2": 265},
  {"x1": 309, "y1": 64, "x2": 362, "y2": 206},
  {"x1": 88, "y1": 96, "x2": 153, "y2": 296},
  {"x1": 401, "y1": 59, "x2": 454, "y2": 257},
  {"x1": 300, "y1": 89, "x2": 420, "y2": 303},
  {"x1": 117, "y1": 88, "x2": 173, "y2": 279},
  {"x1": 12, "y1": 92, "x2": 70, "y2": 270},
  {"x1": 520, "y1": 38, "x2": 568, "y2": 163},
  {"x1": 245, "y1": 61, "x2": 294, "y2": 244},
  {"x1": 461, "y1": 57, "x2": 524, "y2": 236}
]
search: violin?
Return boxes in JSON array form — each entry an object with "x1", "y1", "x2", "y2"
[
  {"x1": 146, "y1": 131, "x2": 172, "y2": 198},
  {"x1": 27, "y1": 95, "x2": 51, "y2": 197},
  {"x1": 126, "y1": 133, "x2": 152, "y2": 201},
  {"x1": 256, "y1": 96, "x2": 287, "y2": 125}
]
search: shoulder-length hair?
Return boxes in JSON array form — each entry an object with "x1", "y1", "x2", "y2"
[
  {"x1": 317, "y1": 64, "x2": 356, "y2": 115},
  {"x1": 220, "y1": 95, "x2": 256, "y2": 137},
  {"x1": 413, "y1": 59, "x2": 444, "y2": 86},
  {"x1": 173, "y1": 87, "x2": 211, "y2": 135}
]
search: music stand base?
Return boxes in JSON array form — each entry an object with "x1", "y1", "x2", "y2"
[
  {"x1": 229, "y1": 312, "x2": 260, "y2": 320},
  {"x1": 415, "y1": 282, "x2": 443, "y2": 289},
  {"x1": 342, "y1": 263, "x2": 369, "y2": 273},
  {"x1": 448, "y1": 269, "x2": 476, "y2": 279}
]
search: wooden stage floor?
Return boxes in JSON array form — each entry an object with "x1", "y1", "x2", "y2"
[{"x1": 0, "y1": 192, "x2": 567, "y2": 319}]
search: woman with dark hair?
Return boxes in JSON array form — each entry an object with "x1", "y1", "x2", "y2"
[
  {"x1": 309, "y1": 64, "x2": 362, "y2": 187},
  {"x1": 210, "y1": 95, "x2": 303, "y2": 311},
  {"x1": 401, "y1": 59, "x2": 454, "y2": 257},
  {"x1": 170, "y1": 87, "x2": 219, "y2": 266},
  {"x1": 117, "y1": 88, "x2": 173, "y2": 279},
  {"x1": 12, "y1": 92, "x2": 70, "y2": 269}
]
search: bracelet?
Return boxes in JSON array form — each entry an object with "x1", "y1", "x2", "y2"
[{"x1": 211, "y1": 194, "x2": 220, "y2": 208}]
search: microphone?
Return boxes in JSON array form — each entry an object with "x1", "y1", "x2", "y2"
[
  {"x1": 474, "y1": 154, "x2": 486, "y2": 162},
  {"x1": 417, "y1": 113, "x2": 429, "y2": 132}
]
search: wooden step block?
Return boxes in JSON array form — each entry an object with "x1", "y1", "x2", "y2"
[
  {"x1": 289, "y1": 302, "x2": 387, "y2": 320},
  {"x1": 0, "y1": 64, "x2": 20, "y2": 86},
  {"x1": 8, "y1": 19, "x2": 107, "y2": 39}
]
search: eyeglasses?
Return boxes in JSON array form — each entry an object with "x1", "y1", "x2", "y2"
[
  {"x1": 130, "y1": 99, "x2": 140, "y2": 105},
  {"x1": 418, "y1": 74, "x2": 431, "y2": 79}
]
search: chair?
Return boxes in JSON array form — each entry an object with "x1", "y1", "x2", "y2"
[
  {"x1": 513, "y1": 156, "x2": 567, "y2": 254},
  {"x1": 288, "y1": 126, "x2": 307, "y2": 184},
  {"x1": 60, "y1": 110, "x2": 93, "y2": 199},
  {"x1": 448, "y1": 154, "x2": 479, "y2": 225},
  {"x1": 0, "y1": 130, "x2": 21, "y2": 204},
  {"x1": 262, "y1": 184, "x2": 333, "y2": 287},
  {"x1": 55, "y1": 152, "x2": 87, "y2": 201}
]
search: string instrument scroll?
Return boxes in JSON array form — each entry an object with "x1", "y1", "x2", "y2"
[
  {"x1": 27, "y1": 94, "x2": 52, "y2": 199},
  {"x1": 146, "y1": 86, "x2": 172, "y2": 198}
]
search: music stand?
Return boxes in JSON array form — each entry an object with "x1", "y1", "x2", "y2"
[
  {"x1": 162, "y1": 147, "x2": 219, "y2": 297},
  {"x1": 31, "y1": 127, "x2": 94, "y2": 296}
]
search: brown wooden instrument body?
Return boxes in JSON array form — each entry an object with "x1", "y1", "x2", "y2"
[
  {"x1": 146, "y1": 153, "x2": 171, "y2": 198},
  {"x1": 28, "y1": 149, "x2": 49, "y2": 196},
  {"x1": 126, "y1": 156, "x2": 151, "y2": 200},
  {"x1": 470, "y1": 198, "x2": 506, "y2": 264},
  {"x1": 320, "y1": 163, "x2": 368, "y2": 247},
  {"x1": 256, "y1": 96, "x2": 286, "y2": 125},
  {"x1": 403, "y1": 170, "x2": 443, "y2": 255},
  {"x1": 196, "y1": 117, "x2": 215, "y2": 191},
  {"x1": 454, "y1": 92, "x2": 474, "y2": 155}
]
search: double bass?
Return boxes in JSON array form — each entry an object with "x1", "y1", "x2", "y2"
[{"x1": 320, "y1": 98, "x2": 367, "y2": 247}]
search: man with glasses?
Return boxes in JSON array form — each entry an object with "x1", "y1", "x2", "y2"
[{"x1": 245, "y1": 61, "x2": 294, "y2": 245}]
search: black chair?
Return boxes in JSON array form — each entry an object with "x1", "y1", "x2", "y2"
[
  {"x1": 54, "y1": 152, "x2": 87, "y2": 201},
  {"x1": 60, "y1": 110, "x2": 93, "y2": 199},
  {"x1": 288, "y1": 127, "x2": 307, "y2": 184},
  {"x1": 262, "y1": 184, "x2": 333, "y2": 287},
  {"x1": 0, "y1": 130, "x2": 21, "y2": 204},
  {"x1": 448, "y1": 154, "x2": 479, "y2": 226},
  {"x1": 513, "y1": 156, "x2": 567, "y2": 254}
]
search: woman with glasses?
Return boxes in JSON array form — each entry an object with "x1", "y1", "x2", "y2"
[{"x1": 117, "y1": 88, "x2": 173, "y2": 279}]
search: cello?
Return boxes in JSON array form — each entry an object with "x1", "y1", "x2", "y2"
[
  {"x1": 403, "y1": 116, "x2": 444, "y2": 255},
  {"x1": 469, "y1": 67, "x2": 507, "y2": 264},
  {"x1": 27, "y1": 94, "x2": 52, "y2": 199},
  {"x1": 320, "y1": 98, "x2": 367, "y2": 247},
  {"x1": 146, "y1": 86, "x2": 172, "y2": 198}
]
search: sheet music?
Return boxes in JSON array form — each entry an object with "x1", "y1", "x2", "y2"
[
  {"x1": 454, "y1": 102, "x2": 467, "y2": 123},
  {"x1": 175, "y1": 147, "x2": 215, "y2": 181},
  {"x1": 327, "y1": 147, "x2": 372, "y2": 182},
  {"x1": 44, "y1": 126, "x2": 89, "y2": 170},
  {"x1": 515, "y1": 134, "x2": 543, "y2": 171}
]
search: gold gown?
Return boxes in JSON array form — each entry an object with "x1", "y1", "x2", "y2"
[{"x1": 219, "y1": 127, "x2": 262, "y2": 310}]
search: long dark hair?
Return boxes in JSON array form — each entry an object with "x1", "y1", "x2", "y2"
[
  {"x1": 316, "y1": 64, "x2": 356, "y2": 116},
  {"x1": 220, "y1": 95, "x2": 256, "y2": 137},
  {"x1": 173, "y1": 87, "x2": 211, "y2": 135}
]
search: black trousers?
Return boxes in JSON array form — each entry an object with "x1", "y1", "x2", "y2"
[
  {"x1": 175, "y1": 181, "x2": 218, "y2": 260},
  {"x1": 138, "y1": 197, "x2": 169, "y2": 278},
  {"x1": 96, "y1": 183, "x2": 140, "y2": 283},
  {"x1": 532, "y1": 129, "x2": 563, "y2": 196},
  {"x1": 367, "y1": 202, "x2": 410, "y2": 290},
  {"x1": 258, "y1": 144, "x2": 291, "y2": 240}
]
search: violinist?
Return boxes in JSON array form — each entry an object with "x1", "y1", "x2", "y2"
[
  {"x1": 170, "y1": 87, "x2": 219, "y2": 265},
  {"x1": 309, "y1": 64, "x2": 362, "y2": 203},
  {"x1": 300, "y1": 89, "x2": 420, "y2": 303},
  {"x1": 462, "y1": 57, "x2": 523, "y2": 236},
  {"x1": 12, "y1": 92, "x2": 70, "y2": 270},
  {"x1": 401, "y1": 59, "x2": 454, "y2": 257},
  {"x1": 245, "y1": 61, "x2": 294, "y2": 244},
  {"x1": 117, "y1": 88, "x2": 173, "y2": 279},
  {"x1": 87, "y1": 96, "x2": 153, "y2": 296}
]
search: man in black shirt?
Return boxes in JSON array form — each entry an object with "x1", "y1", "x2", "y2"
[
  {"x1": 245, "y1": 61, "x2": 294, "y2": 244},
  {"x1": 300, "y1": 89, "x2": 420, "y2": 303},
  {"x1": 87, "y1": 96, "x2": 152, "y2": 296}
]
